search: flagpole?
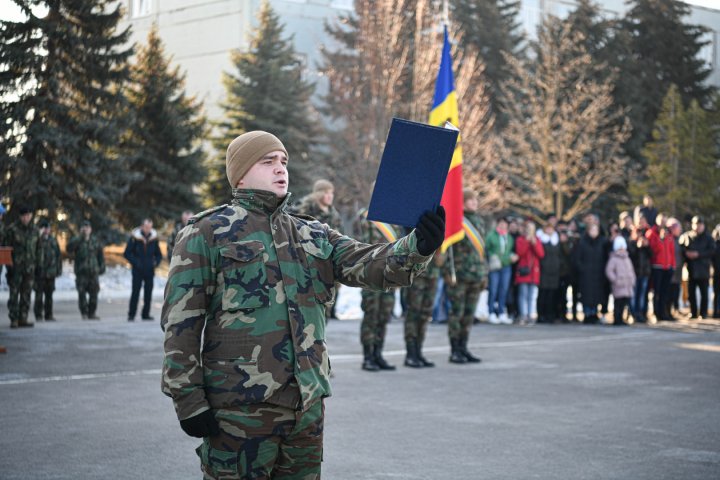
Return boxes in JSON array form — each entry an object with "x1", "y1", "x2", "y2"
[{"x1": 448, "y1": 245, "x2": 457, "y2": 286}]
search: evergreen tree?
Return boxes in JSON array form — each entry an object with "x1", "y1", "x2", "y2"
[
  {"x1": 203, "y1": 0, "x2": 316, "y2": 206},
  {"x1": 622, "y1": 0, "x2": 713, "y2": 162},
  {"x1": 0, "y1": 0, "x2": 134, "y2": 239},
  {"x1": 450, "y1": 0, "x2": 523, "y2": 123},
  {"x1": 635, "y1": 85, "x2": 720, "y2": 224},
  {"x1": 120, "y1": 25, "x2": 207, "y2": 229}
]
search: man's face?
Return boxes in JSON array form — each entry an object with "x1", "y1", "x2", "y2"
[
  {"x1": 142, "y1": 221, "x2": 153, "y2": 235},
  {"x1": 20, "y1": 213, "x2": 32, "y2": 225},
  {"x1": 181, "y1": 212, "x2": 192, "y2": 225},
  {"x1": 644, "y1": 196, "x2": 653, "y2": 207},
  {"x1": 239, "y1": 151, "x2": 289, "y2": 197},
  {"x1": 319, "y1": 189, "x2": 334, "y2": 207},
  {"x1": 81, "y1": 225, "x2": 92, "y2": 236},
  {"x1": 464, "y1": 197, "x2": 478, "y2": 213},
  {"x1": 588, "y1": 225, "x2": 599, "y2": 239},
  {"x1": 638, "y1": 217, "x2": 648, "y2": 229},
  {"x1": 623, "y1": 217, "x2": 633, "y2": 229},
  {"x1": 693, "y1": 221, "x2": 705, "y2": 234},
  {"x1": 670, "y1": 224, "x2": 682, "y2": 237}
]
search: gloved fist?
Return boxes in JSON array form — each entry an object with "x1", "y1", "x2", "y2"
[
  {"x1": 179, "y1": 409, "x2": 220, "y2": 438},
  {"x1": 415, "y1": 206, "x2": 445, "y2": 256}
]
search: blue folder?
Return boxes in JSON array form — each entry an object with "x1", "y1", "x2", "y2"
[{"x1": 367, "y1": 117, "x2": 459, "y2": 228}]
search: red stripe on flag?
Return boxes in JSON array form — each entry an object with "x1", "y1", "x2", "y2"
[{"x1": 441, "y1": 164, "x2": 464, "y2": 251}]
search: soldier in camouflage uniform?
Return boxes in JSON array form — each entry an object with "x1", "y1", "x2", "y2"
[
  {"x1": 354, "y1": 209, "x2": 401, "y2": 372},
  {"x1": 403, "y1": 253, "x2": 444, "y2": 368},
  {"x1": 34, "y1": 219, "x2": 62, "y2": 321},
  {"x1": 161, "y1": 131, "x2": 444, "y2": 480},
  {"x1": 443, "y1": 189, "x2": 486, "y2": 364},
  {"x1": 67, "y1": 221, "x2": 105, "y2": 320},
  {"x1": 168, "y1": 210, "x2": 193, "y2": 262},
  {"x1": 295, "y1": 179, "x2": 343, "y2": 319},
  {"x1": 6, "y1": 206, "x2": 38, "y2": 328}
]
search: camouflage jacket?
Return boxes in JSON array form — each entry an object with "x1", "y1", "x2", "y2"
[
  {"x1": 67, "y1": 235, "x2": 105, "y2": 277},
  {"x1": 295, "y1": 195, "x2": 342, "y2": 231},
  {"x1": 443, "y1": 211, "x2": 487, "y2": 282},
  {"x1": 36, "y1": 234, "x2": 62, "y2": 279},
  {"x1": 6, "y1": 221, "x2": 38, "y2": 274},
  {"x1": 161, "y1": 189, "x2": 432, "y2": 420}
]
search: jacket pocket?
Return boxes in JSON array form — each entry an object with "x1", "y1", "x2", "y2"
[
  {"x1": 300, "y1": 237, "x2": 335, "y2": 304},
  {"x1": 203, "y1": 358, "x2": 263, "y2": 408},
  {"x1": 220, "y1": 241, "x2": 269, "y2": 312}
]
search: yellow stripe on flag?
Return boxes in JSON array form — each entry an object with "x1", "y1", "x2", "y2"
[
  {"x1": 372, "y1": 221, "x2": 398, "y2": 243},
  {"x1": 462, "y1": 218, "x2": 485, "y2": 258}
]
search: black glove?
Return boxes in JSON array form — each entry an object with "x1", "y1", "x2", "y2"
[
  {"x1": 179, "y1": 410, "x2": 220, "y2": 438},
  {"x1": 415, "y1": 206, "x2": 446, "y2": 256}
]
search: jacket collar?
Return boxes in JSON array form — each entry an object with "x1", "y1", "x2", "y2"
[
  {"x1": 132, "y1": 227, "x2": 158, "y2": 243},
  {"x1": 231, "y1": 188, "x2": 292, "y2": 215}
]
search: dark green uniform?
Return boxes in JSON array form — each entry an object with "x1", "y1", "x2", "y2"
[
  {"x1": 162, "y1": 189, "x2": 431, "y2": 478},
  {"x1": 168, "y1": 221, "x2": 188, "y2": 262},
  {"x1": 67, "y1": 234, "x2": 105, "y2": 318},
  {"x1": 354, "y1": 209, "x2": 399, "y2": 370},
  {"x1": 295, "y1": 195, "x2": 342, "y2": 230},
  {"x1": 6, "y1": 220, "x2": 38, "y2": 327},
  {"x1": 34, "y1": 233, "x2": 62, "y2": 320},
  {"x1": 443, "y1": 211, "x2": 487, "y2": 362}
]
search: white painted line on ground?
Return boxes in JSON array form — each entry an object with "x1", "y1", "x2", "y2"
[{"x1": 0, "y1": 369, "x2": 162, "y2": 385}]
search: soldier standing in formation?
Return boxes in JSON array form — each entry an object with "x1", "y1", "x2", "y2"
[
  {"x1": 355, "y1": 209, "x2": 401, "y2": 372},
  {"x1": 34, "y1": 218, "x2": 62, "y2": 322},
  {"x1": 67, "y1": 220, "x2": 105, "y2": 320},
  {"x1": 124, "y1": 218, "x2": 162, "y2": 321},
  {"x1": 161, "y1": 130, "x2": 444, "y2": 479},
  {"x1": 6, "y1": 206, "x2": 37, "y2": 328},
  {"x1": 0, "y1": 203, "x2": 6, "y2": 284},
  {"x1": 167, "y1": 210, "x2": 193, "y2": 262},
  {"x1": 443, "y1": 189, "x2": 486, "y2": 364},
  {"x1": 403, "y1": 251, "x2": 443, "y2": 368},
  {"x1": 295, "y1": 179, "x2": 343, "y2": 319}
]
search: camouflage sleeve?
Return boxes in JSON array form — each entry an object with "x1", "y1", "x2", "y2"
[
  {"x1": 161, "y1": 223, "x2": 216, "y2": 421},
  {"x1": 54, "y1": 238, "x2": 62, "y2": 277},
  {"x1": 328, "y1": 227, "x2": 432, "y2": 290}
]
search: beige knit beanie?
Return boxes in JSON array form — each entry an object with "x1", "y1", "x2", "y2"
[
  {"x1": 226, "y1": 131, "x2": 288, "y2": 188},
  {"x1": 313, "y1": 179, "x2": 334, "y2": 193}
]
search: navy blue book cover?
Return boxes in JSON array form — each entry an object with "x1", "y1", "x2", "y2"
[{"x1": 367, "y1": 118, "x2": 459, "y2": 228}]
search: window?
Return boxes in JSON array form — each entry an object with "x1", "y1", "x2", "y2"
[
  {"x1": 132, "y1": 0, "x2": 152, "y2": 18},
  {"x1": 698, "y1": 31, "x2": 716, "y2": 69}
]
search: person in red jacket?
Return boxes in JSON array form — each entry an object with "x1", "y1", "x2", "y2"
[
  {"x1": 646, "y1": 214, "x2": 676, "y2": 321},
  {"x1": 514, "y1": 221, "x2": 544, "y2": 325}
]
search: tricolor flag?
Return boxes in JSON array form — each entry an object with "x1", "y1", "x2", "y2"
[{"x1": 429, "y1": 26, "x2": 464, "y2": 252}]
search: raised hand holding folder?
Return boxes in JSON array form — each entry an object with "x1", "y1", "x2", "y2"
[{"x1": 367, "y1": 117, "x2": 459, "y2": 228}]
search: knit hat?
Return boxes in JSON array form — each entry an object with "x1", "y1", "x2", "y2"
[
  {"x1": 38, "y1": 218, "x2": 49, "y2": 228},
  {"x1": 81, "y1": 220, "x2": 92, "y2": 228},
  {"x1": 313, "y1": 179, "x2": 334, "y2": 193},
  {"x1": 613, "y1": 236, "x2": 627, "y2": 251},
  {"x1": 18, "y1": 205, "x2": 32, "y2": 215},
  {"x1": 226, "y1": 131, "x2": 288, "y2": 188}
]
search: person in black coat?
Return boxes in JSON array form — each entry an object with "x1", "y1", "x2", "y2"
[
  {"x1": 680, "y1": 216, "x2": 715, "y2": 319},
  {"x1": 628, "y1": 216, "x2": 653, "y2": 323},
  {"x1": 575, "y1": 223, "x2": 607, "y2": 323},
  {"x1": 124, "y1": 218, "x2": 163, "y2": 321},
  {"x1": 712, "y1": 224, "x2": 720, "y2": 319},
  {"x1": 538, "y1": 222, "x2": 561, "y2": 323}
]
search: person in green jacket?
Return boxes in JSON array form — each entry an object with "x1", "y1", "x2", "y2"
[
  {"x1": 34, "y1": 218, "x2": 62, "y2": 321},
  {"x1": 485, "y1": 216, "x2": 517, "y2": 325},
  {"x1": 161, "y1": 130, "x2": 445, "y2": 479}
]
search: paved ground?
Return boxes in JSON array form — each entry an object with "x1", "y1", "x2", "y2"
[{"x1": 1, "y1": 298, "x2": 719, "y2": 479}]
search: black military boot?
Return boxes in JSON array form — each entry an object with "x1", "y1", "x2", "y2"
[
  {"x1": 373, "y1": 342, "x2": 396, "y2": 370},
  {"x1": 449, "y1": 339, "x2": 467, "y2": 364},
  {"x1": 417, "y1": 340, "x2": 435, "y2": 367},
  {"x1": 460, "y1": 336, "x2": 481, "y2": 363},
  {"x1": 404, "y1": 340, "x2": 423, "y2": 368},
  {"x1": 362, "y1": 345, "x2": 380, "y2": 371}
]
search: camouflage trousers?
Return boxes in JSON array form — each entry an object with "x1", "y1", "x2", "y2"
[
  {"x1": 447, "y1": 280, "x2": 483, "y2": 340},
  {"x1": 76, "y1": 275, "x2": 100, "y2": 316},
  {"x1": 7, "y1": 268, "x2": 34, "y2": 325},
  {"x1": 360, "y1": 289, "x2": 395, "y2": 347},
  {"x1": 404, "y1": 275, "x2": 438, "y2": 344},
  {"x1": 34, "y1": 277, "x2": 56, "y2": 320},
  {"x1": 197, "y1": 400, "x2": 324, "y2": 480}
]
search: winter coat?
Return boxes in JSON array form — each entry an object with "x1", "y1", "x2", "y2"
[
  {"x1": 5, "y1": 220, "x2": 38, "y2": 274},
  {"x1": 575, "y1": 233, "x2": 608, "y2": 307},
  {"x1": 671, "y1": 236, "x2": 683, "y2": 284},
  {"x1": 124, "y1": 227, "x2": 162, "y2": 276},
  {"x1": 680, "y1": 230, "x2": 715, "y2": 280},
  {"x1": 646, "y1": 226, "x2": 675, "y2": 270},
  {"x1": 35, "y1": 234, "x2": 62, "y2": 279},
  {"x1": 628, "y1": 230, "x2": 652, "y2": 278},
  {"x1": 486, "y1": 229, "x2": 515, "y2": 268},
  {"x1": 514, "y1": 236, "x2": 544, "y2": 285},
  {"x1": 605, "y1": 250, "x2": 636, "y2": 299},
  {"x1": 161, "y1": 189, "x2": 432, "y2": 421},
  {"x1": 714, "y1": 237, "x2": 720, "y2": 279},
  {"x1": 538, "y1": 231, "x2": 561, "y2": 289}
]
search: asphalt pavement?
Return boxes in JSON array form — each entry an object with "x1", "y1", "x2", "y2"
[{"x1": 1, "y1": 297, "x2": 719, "y2": 479}]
